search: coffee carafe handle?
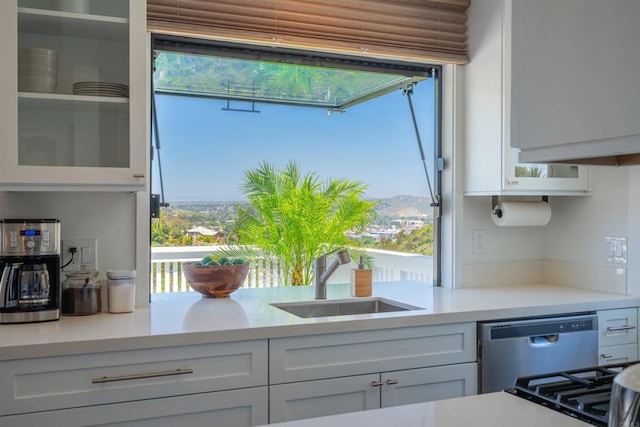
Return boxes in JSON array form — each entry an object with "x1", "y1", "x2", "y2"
[{"x1": 0, "y1": 263, "x2": 22, "y2": 308}]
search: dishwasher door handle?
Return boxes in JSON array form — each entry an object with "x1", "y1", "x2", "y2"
[{"x1": 529, "y1": 334, "x2": 559, "y2": 346}]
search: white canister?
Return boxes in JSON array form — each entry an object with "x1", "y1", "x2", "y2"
[{"x1": 107, "y1": 270, "x2": 136, "y2": 313}]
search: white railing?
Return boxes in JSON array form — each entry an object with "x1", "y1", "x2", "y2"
[{"x1": 150, "y1": 246, "x2": 433, "y2": 293}]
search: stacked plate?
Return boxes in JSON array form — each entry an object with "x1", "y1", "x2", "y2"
[
  {"x1": 72, "y1": 81, "x2": 129, "y2": 98},
  {"x1": 18, "y1": 48, "x2": 58, "y2": 93}
]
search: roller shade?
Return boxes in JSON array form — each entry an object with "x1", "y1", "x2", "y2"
[{"x1": 147, "y1": 0, "x2": 469, "y2": 65}]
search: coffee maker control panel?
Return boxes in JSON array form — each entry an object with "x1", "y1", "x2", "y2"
[{"x1": 0, "y1": 219, "x2": 61, "y2": 256}]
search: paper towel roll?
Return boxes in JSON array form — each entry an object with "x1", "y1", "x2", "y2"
[{"x1": 491, "y1": 201, "x2": 552, "y2": 227}]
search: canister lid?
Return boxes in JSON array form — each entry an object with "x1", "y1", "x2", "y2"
[{"x1": 107, "y1": 270, "x2": 136, "y2": 279}]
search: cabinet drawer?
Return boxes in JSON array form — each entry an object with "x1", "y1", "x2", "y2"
[
  {"x1": 599, "y1": 344, "x2": 639, "y2": 366},
  {"x1": 0, "y1": 340, "x2": 267, "y2": 416},
  {"x1": 1, "y1": 386, "x2": 268, "y2": 427},
  {"x1": 270, "y1": 323, "x2": 476, "y2": 384},
  {"x1": 598, "y1": 308, "x2": 638, "y2": 347}
]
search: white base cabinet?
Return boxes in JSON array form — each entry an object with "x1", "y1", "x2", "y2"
[
  {"x1": 269, "y1": 364, "x2": 477, "y2": 423},
  {"x1": 1, "y1": 387, "x2": 268, "y2": 427},
  {"x1": 0, "y1": 340, "x2": 268, "y2": 427},
  {"x1": 597, "y1": 308, "x2": 638, "y2": 366},
  {"x1": 269, "y1": 323, "x2": 477, "y2": 423}
]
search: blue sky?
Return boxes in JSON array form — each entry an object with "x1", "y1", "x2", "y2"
[{"x1": 152, "y1": 79, "x2": 436, "y2": 202}]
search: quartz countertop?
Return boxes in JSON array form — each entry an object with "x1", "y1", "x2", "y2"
[
  {"x1": 259, "y1": 392, "x2": 590, "y2": 427},
  {"x1": 1, "y1": 281, "x2": 639, "y2": 360}
]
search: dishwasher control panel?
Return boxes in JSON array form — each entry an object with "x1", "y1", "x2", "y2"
[{"x1": 489, "y1": 317, "x2": 597, "y2": 340}]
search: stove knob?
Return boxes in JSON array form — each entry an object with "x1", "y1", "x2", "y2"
[{"x1": 25, "y1": 240, "x2": 36, "y2": 249}]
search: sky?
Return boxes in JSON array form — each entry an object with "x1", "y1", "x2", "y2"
[{"x1": 151, "y1": 79, "x2": 436, "y2": 202}]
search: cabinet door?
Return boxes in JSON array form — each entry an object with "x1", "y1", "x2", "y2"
[
  {"x1": 510, "y1": 0, "x2": 640, "y2": 157},
  {"x1": 0, "y1": 386, "x2": 268, "y2": 427},
  {"x1": 503, "y1": 149, "x2": 589, "y2": 193},
  {"x1": 269, "y1": 374, "x2": 380, "y2": 424},
  {"x1": 0, "y1": 0, "x2": 147, "y2": 189},
  {"x1": 464, "y1": 0, "x2": 589, "y2": 196},
  {"x1": 380, "y1": 363, "x2": 477, "y2": 408}
]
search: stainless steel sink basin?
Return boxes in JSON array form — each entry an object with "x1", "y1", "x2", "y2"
[{"x1": 271, "y1": 297, "x2": 423, "y2": 318}]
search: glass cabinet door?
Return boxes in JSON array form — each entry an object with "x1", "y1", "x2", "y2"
[
  {"x1": 17, "y1": 0, "x2": 130, "y2": 169},
  {"x1": 504, "y1": 148, "x2": 589, "y2": 192},
  {"x1": 0, "y1": 0, "x2": 146, "y2": 189}
]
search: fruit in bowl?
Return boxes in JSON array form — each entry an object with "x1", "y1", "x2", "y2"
[{"x1": 182, "y1": 255, "x2": 250, "y2": 298}]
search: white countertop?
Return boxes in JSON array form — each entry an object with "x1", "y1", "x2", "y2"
[
  {"x1": 259, "y1": 392, "x2": 589, "y2": 427},
  {"x1": 1, "y1": 281, "x2": 639, "y2": 360}
]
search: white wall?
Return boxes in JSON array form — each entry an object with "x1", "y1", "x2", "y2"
[
  {"x1": 458, "y1": 165, "x2": 640, "y2": 295},
  {"x1": 0, "y1": 191, "x2": 137, "y2": 280}
]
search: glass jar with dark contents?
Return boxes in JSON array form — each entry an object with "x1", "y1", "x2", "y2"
[{"x1": 61, "y1": 268, "x2": 102, "y2": 315}]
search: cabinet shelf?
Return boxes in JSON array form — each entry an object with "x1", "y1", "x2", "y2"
[
  {"x1": 18, "y1": 7, "x2": 128, "y2": 42},
  {"x1": 18, "y1": 92, "x2": 128, "y2": 113}
]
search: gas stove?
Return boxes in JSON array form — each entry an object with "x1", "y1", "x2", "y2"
[{"x1": 507, "y1": 362, "x2": 635, "y2": 426}]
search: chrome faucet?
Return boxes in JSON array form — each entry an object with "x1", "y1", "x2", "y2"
[{"x1": 314, "y1": 249, "x2": 351, "y2": 299}]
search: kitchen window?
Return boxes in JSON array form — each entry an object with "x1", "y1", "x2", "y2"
[{"x1": 150, "y1": 35, "x2": 443, "y2": 293}]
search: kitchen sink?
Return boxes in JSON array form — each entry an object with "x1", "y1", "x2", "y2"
[{"x1": 271, "y1": 297, "x2": 423, "y2": 318}]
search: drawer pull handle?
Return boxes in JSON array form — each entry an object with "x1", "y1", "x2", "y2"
[
  {"x1": 92, "y1": 368, "x2": 194, "y2": 384},
  {"x1": 371, "y1": 381, "x2": 384, "y2": 387},
  {"x1": 607, "y1": 325, "x2": 637, "y2": 332},
  {"x1": 601, "y1": 354, "x2": 613, "y2": 359},
  {"x1": 133, "y1": 173, "x2": 145, "y2": 178},
  {"x1": 386, "y1": 379, "x2": 399, "y2": 385}
]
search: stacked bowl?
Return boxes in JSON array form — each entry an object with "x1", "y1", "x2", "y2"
[{"x1": 18, "y1": 48, "x2": 58, "y2": 93}]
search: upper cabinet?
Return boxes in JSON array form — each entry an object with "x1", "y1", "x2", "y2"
[
  {"x1": 464, "y1": 0, "x2": 590, "y2": 196},
  {"x1": 0, "y1": 0, "x2": 147, "y2": 190},
  {"x1": 510, "y1": 0, "x2": 640, "y2": 165}
]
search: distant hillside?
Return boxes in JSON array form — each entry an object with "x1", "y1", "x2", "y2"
[{"x1": 373, "y1": 195, "x2": 433, "y2": 217}]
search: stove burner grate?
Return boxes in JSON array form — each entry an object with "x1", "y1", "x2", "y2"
[{"x1": 507, "y1": 362, "x2": 635, "y2": 427}]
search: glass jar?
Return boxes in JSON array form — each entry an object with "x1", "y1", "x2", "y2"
[{"x1": 61, "y1": 268, "x2": 102, "y2": 315}]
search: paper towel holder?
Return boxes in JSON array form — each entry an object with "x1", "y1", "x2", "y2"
[{"x1": 492, "y1": 195, "x2": 548, "y2": 219}]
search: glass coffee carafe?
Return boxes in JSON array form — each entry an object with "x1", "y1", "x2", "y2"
[
  {"x1": 18, "y1": 263, "x2": 51, "y2": 305},
  {"x1": 2, "y1": 262, "x2": 51, "y2": 307}
]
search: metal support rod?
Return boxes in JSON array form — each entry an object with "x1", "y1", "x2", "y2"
[
  {"x1": 151, "y1": 77, "x2": 169, "y2": 208},
  {"x1": 404, "y1": 85, "x2": 438, "y2": 208}
]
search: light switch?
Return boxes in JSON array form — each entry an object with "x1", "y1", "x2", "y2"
[{"x1": 606, "y1": 237, "x2": 627, "y2": 265}]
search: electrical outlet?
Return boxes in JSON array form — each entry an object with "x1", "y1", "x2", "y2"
[
  {"x1": 472, "y1": 229, "x2": 487, "y2": 255},
  {"x1": 62, "y1": 239, "x2": 97, "y2": 271}
]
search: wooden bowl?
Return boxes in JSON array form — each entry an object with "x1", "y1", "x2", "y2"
[{"x1": 182, "y1": 262, "x2": 250, "y2": 298}]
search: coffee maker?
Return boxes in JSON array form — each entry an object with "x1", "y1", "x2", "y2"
[{"x1": 0, "y1": 219, "x2": 61, "y2": 323}]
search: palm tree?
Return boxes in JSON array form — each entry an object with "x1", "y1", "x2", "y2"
[{"x1": 215, "y1": 161, "x2": 378, "y2": 286}]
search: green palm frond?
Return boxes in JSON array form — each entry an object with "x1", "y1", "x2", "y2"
[{"x1": 224, "y1": 160, "x2": 378, "y2": 285}]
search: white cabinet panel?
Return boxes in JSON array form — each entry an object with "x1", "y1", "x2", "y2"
[
  {"x1": 0, "y1": 340, "x2": 268, "y2": 416},
  {"x1": 597, "y1": 308, "x2": 639, "y2": 367},
  {"x1": 269, "y1": 374, "x2": 380, "y2": 424},
  {"x1": 269, "y1": 364, "x2": 478, "y2": 424},
  {"x1": 599, "y1": 344, "x2": 638, "y2": 366},
  {"x1": 1, "y1": 386, "x2": 268, "y2": 427},
  {"x1": 598, "y1": 307, "x2": 638, "y2": 347},
  {"x1": 270, "y1": 323, "x2": 476, "y2": 384},
  {"x1": 464, "y1": 0, "x2": 590, "y2": 195},
  {"x1": 380, "y1": 363, "x2": 477, "y2": 408},
  {"x1": 511, "y1": 0, "x2": 640, "y2": 162}
]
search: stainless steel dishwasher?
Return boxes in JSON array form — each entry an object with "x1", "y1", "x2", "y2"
[{"x1": 478, "y1": 313, "x2": 598, "y2": 393}]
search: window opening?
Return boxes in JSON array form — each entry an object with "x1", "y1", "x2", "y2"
[{"x1": 150, "y1": 36, "x2": 442, "y2": 292}]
